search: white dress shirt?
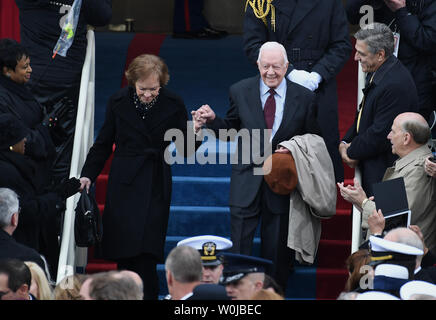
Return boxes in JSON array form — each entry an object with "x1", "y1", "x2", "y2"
[{"x1": 260, "y1": 78, "x2": 286, "y2": 140}]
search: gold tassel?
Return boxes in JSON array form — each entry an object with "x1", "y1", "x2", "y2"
[{"x1": 245, "y1": 0, "x2": 276, "y2": 32}]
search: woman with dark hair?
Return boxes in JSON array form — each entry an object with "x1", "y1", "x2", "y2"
[
  {"x1": 79, "y1": 54, "x2": 200, "y2": 300},
  {"x1": 0, "y1": 38, "x2": 55, "y2": 190},
  {"x1": 0, "y1": 114, "x2": 79, "y2": 276}
]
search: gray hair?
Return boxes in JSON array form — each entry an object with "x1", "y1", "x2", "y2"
[
  {"x1": 401, "y1": 119, "x2": 431, "y2": 145},
  {"x1": 257, "y1": 41, "x2": 289, "y2": 64},
  {"x1": 0, "y1": 188, "x2": 19, "y2": 228},
  {"x1": 89, "y1": 271, "x2": 143, "y2": 300},
  {"x1": 165, "y1": 245, "x2": 202, "y2": 283},
  {"x1": 355, "y1": 22, "x2": 394, "y2": 58}
]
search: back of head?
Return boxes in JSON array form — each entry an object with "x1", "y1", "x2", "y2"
[
  {"x1": 384, "y1": 228, "x2": 424, "y2": 252},
  {"x1": 24, "y1": 261, "x2": 53, "y2": 300},
  {"x1": 165, "y1": 245, "x2": 202, "y2": 283},
  {"x1": 397, "y1": 112, "x2": 431, "y2": 146},
  {"x1": 250, "y1": 288, "x2": 284, "y2": 300},
  {"x1": 0, "y1": 188, "x2": 19, "y2": 229},
  {"x1": 53, "y1": 274, "x2": 87, "y2": 300},
  {"x1": 344, "y1": 249, "x2": 371, "y2": 292},
  {"x1": 355, "y1": 22, "x2": 394, "y2": 58},
  {"x1": 0, "y1": 38, "x2": 29, "y2": 71},
  {"x1": 89, "y1": 271, "x2": 143, "y2": 300},
  {"x1": 0, "y1": 258, "x2": 31, "y2": 299}
]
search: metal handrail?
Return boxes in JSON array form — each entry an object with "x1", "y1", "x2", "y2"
[{"x1": 56, "y1": 29, "x2": 95, "y2": 283}]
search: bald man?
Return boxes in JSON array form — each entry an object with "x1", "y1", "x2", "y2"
[{"x1": 338, "y1": 112, "x2": 436, "y2": 251}]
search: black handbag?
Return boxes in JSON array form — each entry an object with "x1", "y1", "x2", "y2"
[{"x1": 74, "y1": 190, "x2": 103, "y2": 247}]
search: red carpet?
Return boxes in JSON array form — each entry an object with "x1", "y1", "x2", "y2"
[
  {"x1": 87, "y1": 34, "x2": 360, "y2": 300},
  {"x1": 315, "y1": 42, "x2": 358, "y2": 299}
]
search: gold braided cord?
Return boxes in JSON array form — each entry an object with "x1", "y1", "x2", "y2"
[{"x1": 245, "y1": 0, "x2": 276, "y2": 32}]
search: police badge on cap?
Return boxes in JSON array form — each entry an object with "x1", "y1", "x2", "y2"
[{"x1": 177, "y1": 235, "x2": 233, "y2": 267}]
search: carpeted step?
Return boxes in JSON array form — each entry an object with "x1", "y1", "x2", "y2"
[
  {"x1": 320, "y1": 208, "x2": 351, "y2": 241},
  {"x1": 171, "y1": 176, "x2": 230, "y2": 207},
  {"x1": 315, "y1": 268, "x2": 349, "y2": 300},
  {"x1": 316, "y1": 239, "x2": 352, "y2": 269},
  {"x1": 167, "y1": 206, "x2": 231, "y2": 237}
]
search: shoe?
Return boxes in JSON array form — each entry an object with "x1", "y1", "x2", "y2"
[
  {"x1": 204, "y1": 26, "x2": 228, "y2": 38},
  {"x1": 172, "y1": 27, "x2": 225, "y2": 40}
]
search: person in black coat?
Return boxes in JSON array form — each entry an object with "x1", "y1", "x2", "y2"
[
  {"x1": 79, "y1": 54, "x2": 200, "y2": 300},
  {"x1": 0, "y1": 113, "x2": 80, "y2": 277},
  {"x1": 0, "y1": 38, "x2": 55, "y2": 190},
  {"x1": 340, "y1": 23, "x2": 418, "y2": 197},
  {"x1": 15, "y1": 0, "x2": 113, "y2": 185},
  {"x1": 345, "y1": 0, "x2": 436, "y2": 122},
  {"x1": 243, "y1": 0, "x2": 352, "y2": 182},
  {"x1": 0, "y1": 187, "x2": 46, "y2": 272}
]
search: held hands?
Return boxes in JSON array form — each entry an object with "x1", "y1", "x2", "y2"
[
  {"x1": 287, "y1": 69, "x2": 322, "y2": 92},
  {"x1": 191, "y1": 104, "x2": 216, "y2": 132}
]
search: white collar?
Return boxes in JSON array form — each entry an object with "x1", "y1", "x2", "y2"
[{"x1": 260, "y1": 77, "x2": 286, "y2": 99}]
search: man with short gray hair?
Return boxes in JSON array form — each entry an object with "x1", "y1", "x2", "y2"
[
  {"x1": 339, "y1": 22, "x2": 419, "y2": 197},
  {"x1": 0, "y1": 188, "x2": 46, "y2": 271},
  {"x1": 165, "y1": 245, "x2": 203, "y2": 300}
]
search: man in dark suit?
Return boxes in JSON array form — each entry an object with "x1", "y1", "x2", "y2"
[
  {"x1": 192, "y1": 41, "x2": 320, "y2": 291},
  {"x1": 345, "y1": 0, "x2": 436, "y2": 122},
  {"x1": 0, "y1": 188, "x2": 47, "y2": 273},
  {"x1": 243, "y1": 0, "x2": 352, "y2": 183},
  {"x1": 340, "y1": 22, "x2": 418, "y2": 196}
]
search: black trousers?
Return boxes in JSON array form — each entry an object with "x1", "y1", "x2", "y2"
[
  {"x1": 229, "y1": 182, "x2": 294, "y2": 293},
  {"x1": 116, "y1": 253, "x2": 159, "y2": 300}
]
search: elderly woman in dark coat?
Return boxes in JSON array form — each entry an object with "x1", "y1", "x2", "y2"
[
  {"x1": 0, "y1": 38, "x2": 55, "y2": 189},
  {"x1": 0, "y1": 114, "x2": 80, "y2": 276},
  {"x1": 79, "y1": 54, "x2": 200, "y2": 300}
]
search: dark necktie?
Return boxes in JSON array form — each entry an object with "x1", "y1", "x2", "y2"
[{"x1": 264, "y1": 88, "x2": 276, "y2": 129}]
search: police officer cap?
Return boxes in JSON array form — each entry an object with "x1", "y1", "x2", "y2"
[
  {"x1": 369, "y1": 236, "x2": 423, "y2": 265},
  {"x1": 219, "y1": 253, "x2": 272, "y2": 285},
  {"x1": 177, "y1": 235, "x2": 232, "y2": 267},
  {"x1": 400, "y1": 280, "x2": 436, "y2": 300},
  {"x1": 0, "y1": 114, "x2": 29, "y2": 150}
]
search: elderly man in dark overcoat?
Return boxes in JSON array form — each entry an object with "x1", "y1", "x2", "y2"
[{"x1": 243, "y1": 0, "x2": 353, "y2": 183}]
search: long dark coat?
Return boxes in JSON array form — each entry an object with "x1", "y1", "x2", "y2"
[
  {"x1": 342, "y1": 56, "x2": 418, "y2": 196},
  {"x1": 0, "y1": 75, "x2": 55, "y2": 188},
  {"x1": 243, "y1": 0, "x2": 352, "y2": 182},
  {"x1": 81, "y1": 86, "x2": 198, "y2": 262},
  {"x1": 0, "y1": 151, "x2": 63, "y2": 257}
]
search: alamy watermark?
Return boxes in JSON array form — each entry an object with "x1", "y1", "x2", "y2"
[{"x1": 163, "y1": 122, "x2": 273, "y2": 175}]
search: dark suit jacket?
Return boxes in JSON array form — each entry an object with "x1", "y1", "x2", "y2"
[
  {"x1": 342, "y1": 56, "x2": 418, "y2": 196},
  {"x1": 346, "y1": 0, "x2": 436, "y2": 119},
  {"x1": 243, "y1": 0, "x2": 352, "y2": 182},
  {"x1": 81, "y1": 86, "x2": 199, "y2": 261},
  {"x1": 207, "y1": 76, "x2": 319, "y2": 213},
  {"x1": 0, "y1": 229, "x2": 45, "y2": 271}
]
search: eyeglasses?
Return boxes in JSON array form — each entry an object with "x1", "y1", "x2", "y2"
[{"x1": 136, "y1": 87, "x2": 160, "y2": 95}]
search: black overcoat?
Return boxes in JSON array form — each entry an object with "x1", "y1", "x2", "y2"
[
  {"x1": 342, "y1": 56, "x2": 419, "y2": 196},
  {"x1": 243, "y1": 0, "x2": 352, "y2": 182},
  {"x1": 81, "y1": 86, "x2": 198, "y2": 261},
  {"x1": 0, "y1": 151, "x2": 63, "y2": 254}
]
